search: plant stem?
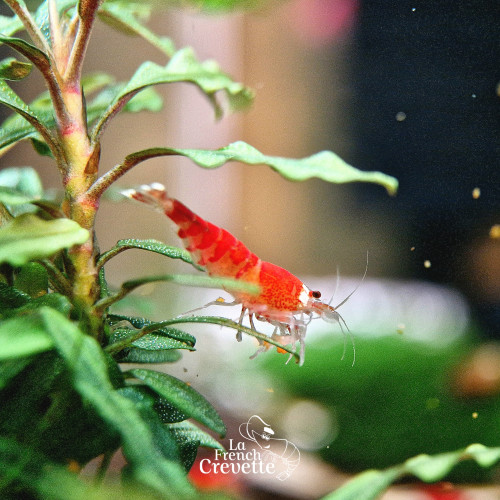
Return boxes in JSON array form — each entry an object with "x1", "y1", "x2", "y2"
[
  {"x1": 3, "y1": 0, "x2": 54, "y2": 58},
  {"x1": 40, "y1": 259, "x2": 73, "y2": 297},
  {"x1": 65, "y1": 0, "x2": 102, "y2": 85},
  {"x1": 87, "y1": 148, "x2": 176, "y2": 201}
]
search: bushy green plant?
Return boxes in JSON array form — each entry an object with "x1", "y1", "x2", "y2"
[{"x1": 0, "y1": 1, "x2": 399, "y2": 497}]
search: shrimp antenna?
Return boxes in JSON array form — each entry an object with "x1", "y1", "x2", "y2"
[
  {"x1": 337, "y1": 310, "x2": 356, "y2": 366},
  {"x1": 328, "y1": 265, "x2": 341, "y2": 306},
  {"x1": 333, "y1": 251, "x2": 369, "y2": 310}
]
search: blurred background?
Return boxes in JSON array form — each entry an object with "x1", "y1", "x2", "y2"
[{"x1": 1, "y1": 0, "x2": 499, "y2": 498}]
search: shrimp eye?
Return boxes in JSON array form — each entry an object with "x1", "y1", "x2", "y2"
[{"x1": 312, "y1": 290, "x2": 321, "y2": 299}]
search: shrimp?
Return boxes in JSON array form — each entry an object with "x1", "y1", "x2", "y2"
[{"x1": 122, "y1": 183, "x2": 356, "y2": 365}]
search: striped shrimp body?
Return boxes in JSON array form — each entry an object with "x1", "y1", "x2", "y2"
[{"x1": 122, "y1": 183, "x2": 350, "y2": 365}]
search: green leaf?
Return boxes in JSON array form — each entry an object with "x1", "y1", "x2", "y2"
[
  {"x1": 127, "y1": 368, "x2": 226, "y2": 437},
  {"x1": 98, "y1": 2, "x2": 175, "y2": 57},
  {"x1": 0, "y1": 282, "x2": 30, "y2": 312},
  {"x1": 118, "y1": 386, "x2": 181, "y2": 461},
  {"x1": 0, "y1": 167, "x2": 43, "y2": 198},
  {"x1": 168, "y1": 420, "x2": 225, "y2": 471},
  {"x1": 151, "y1": 0, "x2": 264, "y2": 11},
  {"x1": 0, "y1": 313, "x2": 53, "y2": 359},
  {"x1": 0, "y1": 186, "x2": 37, "y2": 205},
  {"x1": 107, "y1": 313, "x2": 196, "y2": 346},
  {"x1": 162, "y1": 141, "x2": 398, "y2": 195},
  {"x1": 155, "y1": 398, "x2": 188, "y2": 424},
  {"x1": 14, "y1": 262, "x2": 48, "y2": 297},
  {"x1": 7, "y1": 293, "x2": 72, "y2": 318},
  {"x1": 0, "y1": 35, "x2": 49, "y2": 72},
  {"x1": 0, "y1": 167, "x2": 43, "y2": 215},
  {"x1": 110, "y1": 327, "x2": 194, "y2": 351},
  {"x1": 92, "y1": 47, "x2": 254, "y2": 140},
  {"x1": 0, "y1": 79, "x2": 55, "y2": 153},
  {"x1": 0, "y1": 57, "x2": 32, "y2": 80},
  {"x1": 121, "y1": 348, "x2": 182, "y2": 363},
  {"x1": 0, "y1": 214, "x2": 89, "y2": 266},
  {"x1": 322, "y1": 444, "x2": 500, "y2": 500},
  {"x1": 124, "y1": 86, "x2": 163, "y2": 112},
  {"x1": 39, "y1": 308, "x2": 195, "y2": 497},
  {"x1": 0, "y1": 358, "x2": 31, "y2": 390},
  {"x1": 97, "y1": 238, "x2": 200, "y2": 270},
  {"x1": 81, "y1": 72, "x2": 116, "y2": 95}
]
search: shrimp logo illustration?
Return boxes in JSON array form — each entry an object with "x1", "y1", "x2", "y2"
[{"x1": 239, "y1": 415, "x2": 301, "y2": 481}]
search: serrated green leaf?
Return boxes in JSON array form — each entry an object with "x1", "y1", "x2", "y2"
[
  {"x1": 165, "y1": 141, "x2": 398, "y2": 195},
  {"x1": 0, "y1": 313, "x2": 53, "y2": 359},
  {"x1": 0, "y1": 214, "x2": 89, "y2": 266},
  {"x1": 322, "y1": 444, "x2": 500, "y2": 500},
  {"x1": 92, "y1": 47, "x2": 253, "y2": 140},
  {"x1": 127, "y1": 368, "x2": 226, "y2": 437},
  {"x1": 98, "y1": 2, "x2": 175, "y2": 56},
  {"x1": 39, "y1": 308, "x2": 195, "y2": 497},
  {"x1": 0, "y1": 57, "x2": 32, "y2": 80}
]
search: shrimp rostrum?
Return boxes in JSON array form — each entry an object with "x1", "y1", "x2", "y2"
[{"x1": 122, "y1": 183, "x2": 355, "y2": 366}]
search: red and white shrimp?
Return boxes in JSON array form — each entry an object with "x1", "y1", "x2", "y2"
[{"x1": 122, "y1": 183, "x2": 357, "y2": 365}]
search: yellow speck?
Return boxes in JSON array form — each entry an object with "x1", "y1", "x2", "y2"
[
  {"x1": 490, "y1": 225, "x2": 500, "y2": 239},
  {"x1": 424, "y1": 260, "x2": 431, "y2": 268},
  {"x1": 215, "y1": 297, "x2": 226, "y2": 303},
  {"x1": 396, "y1": 323, "x2": 405, "y2": 334},
  {"x1": 472, "y1": 412, "x2": 478, "y2": 419},
  {"x1": 266, "y1": 387, "x2": 274, "y2": 393},
  {"x1": 426, "y1": 397, "x2": 440, "y2": 410},
  {"x1": 472, "y1": 187, "x2": 481, "y2": 199},
  {"x1": 67, "y1": 460, "x2": 81, "y2": 473}
]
